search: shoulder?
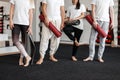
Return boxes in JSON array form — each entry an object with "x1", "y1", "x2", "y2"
[
  {"x1": 10, "y1": 0, "x2": 15, "y2": 4},
  {"x1": 81, "y1": 4, "x2": 85, "y2": 7},
  {"x1": 42, "y1": 0, "x2": 47, "y2": 3},
  {"x1": 29, "y1": 0, "x2": 35, "y2": 9},
  {"x1": 91, "y1": 0, "x2": 97, "y2": 4},
  {"x1": 69, "y1": 5, "x2": 75, "y2": 9}
]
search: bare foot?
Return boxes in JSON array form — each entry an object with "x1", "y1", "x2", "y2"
[
  {"x1": 72, "y1": 56, "x2": 77, "y2": 61},
  {"x1": 74, "y1": 38, "x2": 80, "y2": 46},
  {"x1": 49, "y1": 56, "x2": 58, "y2": 62},
  {"x1": 36, "y1": 58, "x2": 43, "y2": 65},
  {"x1": 83, "y1": 57, "x2": 93, "y2": 62},
  {"x1": 111, "y1": 41, "x2": 117, "y2": 47},
  {"x1": 98, "y1": 58, "x2": 104, "y2": 63},
  {"x1": 19, "y1": 57, "x2": 24, "y2": 66},
  {"x1": 24, "y1": 56, "x2": 31, "y2": 67}
]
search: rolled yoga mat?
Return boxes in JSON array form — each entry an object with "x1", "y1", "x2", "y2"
[
  {"x1": 39, "y1": 14, "x2": 62, "y2": 38},
  {"x1": 85, "y1": 14, "x2": 107, "y2": 38}
]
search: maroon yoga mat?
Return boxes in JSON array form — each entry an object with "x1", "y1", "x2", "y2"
[
  {"x1": 39, "y1": 14, "x2": 62, "y2": 38},
  {"x1": 85, "y1": 15, "x2": 107, "y2": 38}
]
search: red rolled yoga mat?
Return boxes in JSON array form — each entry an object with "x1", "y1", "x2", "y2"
[
  {"x1": 39, "y1": 14, "x2": 62, "y2": 38},
  {"x1": 85, "y1": 15, "x2": 107, "y2": 38}
]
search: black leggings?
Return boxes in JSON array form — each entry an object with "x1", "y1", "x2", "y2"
[{"x1": 63, "y1": 25, "x2": 83, "y2": 56}]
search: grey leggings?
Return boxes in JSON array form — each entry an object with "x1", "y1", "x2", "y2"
[{"x1": 89, "y1": 21, "x2": 109, "y2": 59}]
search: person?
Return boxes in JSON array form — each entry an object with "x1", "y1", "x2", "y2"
[
  {"x1": 83, "y1": 0, "x2": 114, "y2": 62},
  {"x1": 63, "y1": 0, "x2": 86, "y2": 61},
  {"x1": 36, "y1": 0, "x2": 65, "y2": 64},
  {"x1": 9, "y1": 0, "x2": 35, "y2": 67}
]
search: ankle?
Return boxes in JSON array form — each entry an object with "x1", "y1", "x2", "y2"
[
  {"x1": 50, "y1": 55, "x2": 54, "y2": 58},
  {"x1": 49, "y1": 55, "x2": 58, "y2": 62}
]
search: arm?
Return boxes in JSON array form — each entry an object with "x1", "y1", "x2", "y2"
[
  {"x1": 60, "y1": 6, "x2": 65, "y2": 30},
  {"x1": 9, "y1": 3, "x2": 14, "y2": 30},
  {"x1": 27, "y1": 8, "x2": 34, "y2": 34},
  {"x1": 91, "y1": 4, "x2": 98, "y2": 28},
  {"x1": 73, "y1": 12, "x2": 85, "y2": 21},
  {"x1": 64, "y1": 17, "x2": 69, "y2": 22},
  {"x1": 42, "y1": 3, "x2": 49, "y2": 27},
  {"x1": 109, "y1": 6, "x2": 114, "y2": 29}
]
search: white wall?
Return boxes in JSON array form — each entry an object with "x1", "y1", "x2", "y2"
[
  {"x1": 113, "y1": 0, "x2": 118, "y2": 45},
  {"x1": 0, "y1": 0, "x2": 118, "y2": 45},
  {"x1": 0, "y1": 1, "x2": 11, "y2": 37},
  {"x1": 0, "y1": 1, "x2": 10, "y2": 14},
  {"x1": 32, "y1": 0, "x2": 42, "y2": 42}
]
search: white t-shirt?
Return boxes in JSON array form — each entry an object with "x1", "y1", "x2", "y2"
[
  {"x1": 10, "y1": 0, "x2": 35, "y2": 25},
  {"x1": 91, "y1": 0, "x2": 114, "y2": 22},
  {"x1": 66, "y1": 4, "x2": 86, "y2": 30},
  {"x1": 42, "y1": 0, "x2": 64, "y2": 20}
]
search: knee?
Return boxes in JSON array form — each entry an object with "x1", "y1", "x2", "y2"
[
  {"x1": 63, "y1": 27, "x2": 66, "y2": 32},
  {"x1": 12, "y1": 39, "x2": 19, "y2": 45},
  {"x1": 63, "y1": 27, "x2": 70, "y2": 34}
]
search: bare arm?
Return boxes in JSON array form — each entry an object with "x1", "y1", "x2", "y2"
[
  {"x1": 60, "y1": 6, "x2": 65, "y2": 30},
  {"x1": 91, "y1": 4, "x2": 98, "y2": 28},
  {"x1": 73, "y1": 12, "x2": 85, "y2": 21},
  {"x1": 9, "y1": 3, "x2": 14, "y2": 30},
  {"x1": 91, "y1": 4, "x2": 96, "y2": 22},
  {"x1": 64, "y1": 17, "x2": 69, "y2": 22},
  {"x1": 29, "y1": 9, "x2": 34, "y2": 27},
  {"x1": 27, "y1": 8, "x2": 34, "y2": 34},
  {"x1": 109, "y1": 6, "x2": 114, "y2": 29},
  {"x1": 42, "y1": 3, "x2": 49, "y2": 27}
]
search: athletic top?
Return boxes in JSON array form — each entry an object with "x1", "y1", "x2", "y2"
[
  {"x1": 42, "y1": 0, "x2": 64, "y2": 20},
  {"x1": 66, "y1": 4, "x2": 86, "y2": 30},
  {"x1": 91, "y1": 0, "x2": 114, "y2": 22},
  {"x1": 10, "y1": 0, "x2": 35, "y2": 25}
]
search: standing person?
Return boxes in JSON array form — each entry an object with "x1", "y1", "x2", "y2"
[
  {"x1": 9, "y1": 0, "x2": 35, "y2": 67},
  {"x1": 83, "y1": 0, "x2": 114, "y2": 62},
  {"x1": 36, "y1": 0, "x2": 65, "y2": 64},
  {"x1": 63, "y1": 0, "x2": 86, "y2": 61}
]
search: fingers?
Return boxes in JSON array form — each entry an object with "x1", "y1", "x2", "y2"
[
  {"x1": 44, "y1": 18, "x2": 49, "y2": 27},
  {"x1": 45, "y1": 22, "x2": 49, "y2": 27},
  {"x1": 60, "y1": 23, "x2": 64, "y2": 31},
  {"x1": 27, "y1": 27, "x2": 32, "y2": 35},
  {"x1": 93, "y1": 21, "x2": 98, "y2": 29},
  {"x1": 110, "y1": 25, "x2": 113, "y2": 30},
  {"x1": 10, "y1": 24, "x2": 14, "y2": 30}
]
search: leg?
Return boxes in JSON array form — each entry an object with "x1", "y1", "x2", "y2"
[
  {"x1": 21, "y1": 25, "x2": 31, "y2": 67},
  {"x1": 49, "y1": 19, "x2": 61, "y2": 62},
  {"x1": 72, "y1": 28, "x2": 83, "y2": 61},
  {"x1": 49, "y1": 35, "x2": 60, "y2": 62},
  {"x1": 98, "y1": 22, "x2": 109, "y2": 62},
  {"x1": 12, "y1": 24, "x2": 30, "y2": 66},
  {"x1": 63, "y1": 25, "x2": 75, "y2": 41},
  {"x1": 83, "y1": 27, "x2": 98, "y2": 61},
  {"x1": 12, "y1": 27, "x2": 23, "y2": 65},
  {"x1": 36, "y1": 23, "x2": 51, "y2": 64}
]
